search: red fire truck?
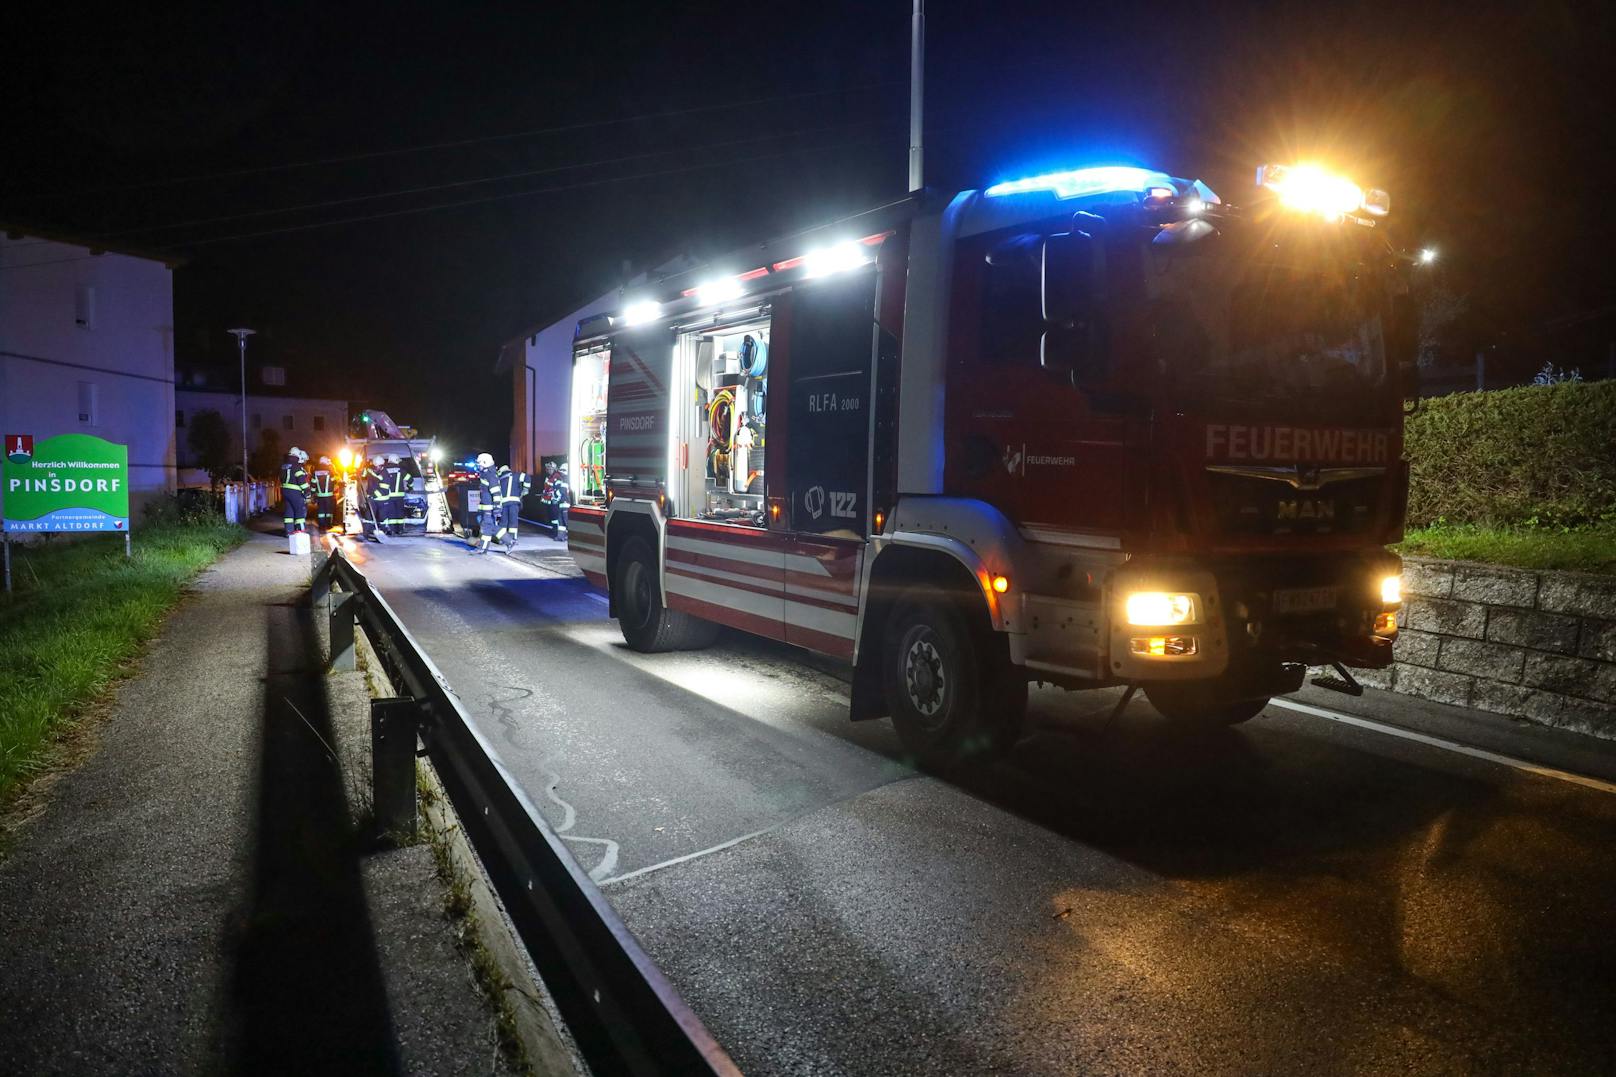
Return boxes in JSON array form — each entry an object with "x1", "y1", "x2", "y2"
[{"x1": 567, "y1": 162, "x2": 1411, "y2": 768}]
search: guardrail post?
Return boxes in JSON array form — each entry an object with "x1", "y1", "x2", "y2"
[
  {"x1": 310, "y1": 552, "x2": 331, "y2": 608},
  {"x1": 371, "y1": 697, "x2": 419, "y2": 841},
  {"x1": 329, "y1": 590, "x2": 357, "y2": 671}
]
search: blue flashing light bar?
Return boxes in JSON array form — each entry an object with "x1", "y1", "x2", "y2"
[{"x1": 984, "y1": 165, "x2": 1177, "y2": 200}]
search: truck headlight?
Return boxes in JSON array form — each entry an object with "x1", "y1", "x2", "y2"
[
  {"x1": 1380, "y1": 575, "x2": 1402, "y2": 607},
  {"x1": 1125, "y1": 591, "x2": 1200, "y2": 626}
]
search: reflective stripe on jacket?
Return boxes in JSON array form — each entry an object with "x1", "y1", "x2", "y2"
[
  {"x1": 496, "y1": 469, "x2": 529, "y2": 504},
  {"x1": 311, "y1": 469, "x2": 334, "y2": 497},
  {"x1": 280, "y1": 463, "x2": 308, "y2": 492}
]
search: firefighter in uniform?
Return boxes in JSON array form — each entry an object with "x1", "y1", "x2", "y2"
[
  {"x1": 311, "y1": 455, "x2": 337, "y2": 530},
  {"x1": 549, "y1": 462, "x2": 571, "y2": 541},
  {"x1": 364, "y1": 453, "x2": 389, "y2": 536},
  {"x1": 384, "y1": 453, "x2": 406, "y2": 534},
  {"x1": 494, "y1": 464, "x2": 531, "y2": 550},
  {"x1": 470, "y1": 452, "x2": 500, "y2": 554},
  {"x1": 539, "y1": 461, "x2": 559, "y2": 531},
  {"x1": 280, "y1": 447, "x2": 309, "y2": 535}
]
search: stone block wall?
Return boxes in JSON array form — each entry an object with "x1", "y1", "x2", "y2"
[{"x1": 1363, "y1": 558, "x2": 1616, "y2": 739}]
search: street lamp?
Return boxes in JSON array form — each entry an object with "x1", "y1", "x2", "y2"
[
  {"x1": 1418, "y1": 247, "x2": 1438, "y2": 265},
  {"x1": 226, "y1": 328, "x2": 255, "y2": 485}
]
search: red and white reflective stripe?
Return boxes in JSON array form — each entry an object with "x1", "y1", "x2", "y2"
[
  {"x1": 665, "y1": 570, "x2": 855, "y2": 660},
  {"x1": 662, "y1": 528, "x2": 860, "y2": 659},
  {"x1": 567, "y1": 511, "x2": 607, "y2": 580}
]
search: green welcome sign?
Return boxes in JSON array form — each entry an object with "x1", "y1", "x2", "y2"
[{"x1": 3, "y1": 433, "x2": 130, "y2": 533}]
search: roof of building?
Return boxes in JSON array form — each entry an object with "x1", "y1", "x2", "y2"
[
  {"x1": 0, "y1": 221, "x2": 187, "y2": 268},
  {"x1": 175, "y1": 361, "x2": 351, "y2": 404}
]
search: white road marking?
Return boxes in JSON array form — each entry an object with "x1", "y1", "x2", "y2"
[
  {"x1": 597, "y1": 827, "x2": 777, "y2": 887},
  {"x1": 1271, "y1": 698, "x2": 1616, "y2": 796}
]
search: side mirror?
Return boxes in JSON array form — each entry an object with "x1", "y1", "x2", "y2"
[{"x1": 1041, "y1": 231, "x2": 1106, "y2": 381}]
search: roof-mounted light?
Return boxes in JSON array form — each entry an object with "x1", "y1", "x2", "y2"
[
  {"x1": 1257, "y1": 163, "x2": 1390, "y2": 221},
  {"x1": 802, "y1": 241, "x2": 872, "y2": 279},
  {"x1": 985, "y1": 165, "x2": 1176, "y2": 201},
  {"x1": 695, "y1": 277, "x2": 745, "y2": 305},
  {"x1": 620, "y1": 300, "x2": 662, "y2": 326}
]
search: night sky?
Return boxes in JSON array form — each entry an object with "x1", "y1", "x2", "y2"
[{"x1": 6, "y1": 2, "x2": 1614, "y2": 453}]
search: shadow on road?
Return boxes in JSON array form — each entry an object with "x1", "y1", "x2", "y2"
[{"x1": 221, "y1": 601, "x2": 399, "y2": 1075}]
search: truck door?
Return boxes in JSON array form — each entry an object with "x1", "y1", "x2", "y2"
[
  {"x1": 945, "y1": 225, "x2": 1129, "y2": 534},
  {"x1": 605, "y1": 326, "x2": 674, "y2": 497},
  {"x1": 780, "y1": 269, "x2": 878, "y2": 658}
]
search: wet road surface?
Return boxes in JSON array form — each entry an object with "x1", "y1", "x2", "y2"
[{"x1": 345, "y1": 530, "x2": 1616, "y2": 1074}]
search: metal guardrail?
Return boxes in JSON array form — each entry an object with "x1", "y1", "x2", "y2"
[{"x1": 311, "y1": 545, "x2": 739, "y2": 1077}]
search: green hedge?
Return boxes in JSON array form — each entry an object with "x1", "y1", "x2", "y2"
[{"x1": 1405, "y1": 380, "x2": 1616, "y2": 527}]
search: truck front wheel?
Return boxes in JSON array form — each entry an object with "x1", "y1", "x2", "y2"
[
  {"x1": 882, "y1": 586, "x2": 1025, "y2": 771},
  {"x1": 614, "y1": 536, "x2": 718, "y2": 653},
  {"x1": 1144, "y1": 682, "x2": 1269, "y2": 728}
]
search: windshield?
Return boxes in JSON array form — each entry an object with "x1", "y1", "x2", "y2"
[{"x1": 1141, "y1": 226, "x2": 1396, "y2": 421}]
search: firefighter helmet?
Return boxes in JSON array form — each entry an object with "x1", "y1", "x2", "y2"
[{"x1": 476, "y1": 452, "x2": 495, "y2": 468}]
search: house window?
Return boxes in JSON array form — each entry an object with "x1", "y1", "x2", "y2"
[
  {"x1": 261, "y1": 366, "x2": 286, "y2": 387},
  {"x1": 176, "y1": 410, "x2": 186, "y2": 428},
  {"x1": 312, "y1": 415, "x2": 325, "y2": 432},
  {"x1": 77, "y1": 381, "x2": 98, "y2": 425},
  {"x1": 251, "y1": 412, "x2": 262, "y2": 430},
  {"x1": 282, "y1": 414, "x2": 295, "y2": 431},
  {"x1": 74, "y1": 285, "x2": 96, "y2": 330}
]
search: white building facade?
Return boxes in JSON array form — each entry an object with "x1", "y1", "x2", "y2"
[
  {"x1": 0, "y1": 232, "x2": 178, "y2": 515},
  {"x1": 174, "y1": 386, "x2": 349, "y2": 484},
  {"x1": 501, "y1": 289, "x2": 617, "y2": 474}
]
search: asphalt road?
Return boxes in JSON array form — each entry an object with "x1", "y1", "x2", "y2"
[{"x1": 347, "y1": 529, "x2": 1616, "y2": 1075}]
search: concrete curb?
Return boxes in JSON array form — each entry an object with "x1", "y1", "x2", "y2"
[
  {"x1": 350, "y1": 625, "x2": 583, "y2": 1077},
  {"x1": 314, "y1": 558, "x2": 523, "y2": 1075}
]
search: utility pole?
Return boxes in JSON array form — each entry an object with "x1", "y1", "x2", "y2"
[
  {"x1": 227, "y1": 328, "x2": 255, "y2": 487},
  {"x1": 909, "y1": 0, "x2": 925, "y2": 193}
]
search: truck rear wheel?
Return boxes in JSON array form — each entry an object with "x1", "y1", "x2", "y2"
[
  {"x1": 1144, "y1": 682, "x2": 1269, "y2": 728},
  {"x1": 614, "y1": 536, "x2": 718, "y2": 653},
  {"x1": 882, "y1": 586, "x2": 1025, "y2": 771}
]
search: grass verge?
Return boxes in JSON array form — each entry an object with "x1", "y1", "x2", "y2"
[
  {"x1": 1396, "y1": 521, "x2": 1616, "y2": 575},
  {"x1": 0, "y1": 520, "x2": 245, "y2": 810}
]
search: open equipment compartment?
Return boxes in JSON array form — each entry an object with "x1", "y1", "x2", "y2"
[
  {"x1": 570, "y1": 342, "x2": 609, "y2": 506},
  {"x1": 672, "y1": 312, "x2": 771, "y2": 527}
]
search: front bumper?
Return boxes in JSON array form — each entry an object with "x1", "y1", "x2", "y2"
[{"x1": 1105, "y1": 552, "x2": 1401, "y2": 682}]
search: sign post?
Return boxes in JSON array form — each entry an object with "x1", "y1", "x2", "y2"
[{"x1": 3, "y1": 433, "x2": 131, "y2": 591}]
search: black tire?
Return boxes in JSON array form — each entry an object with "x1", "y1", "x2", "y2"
[
  {"x1": 882, "y1": 585, "x2": 1026, "y2": 771},
  {"x1": 1144, "y1": 682, "x2": 1269, "y2": 728},
  {"x1": 613, "y1": 536, "x2": 719, "y2": 652}
]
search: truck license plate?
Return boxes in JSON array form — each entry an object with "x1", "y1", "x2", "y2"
[{"x1": 1272, "y1": 585, "x2": 1339, "y2": 615}]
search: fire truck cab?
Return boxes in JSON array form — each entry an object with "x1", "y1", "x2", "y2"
[{"x1": 567, "y1": 163, "x2": 1412, "y2": 769}]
